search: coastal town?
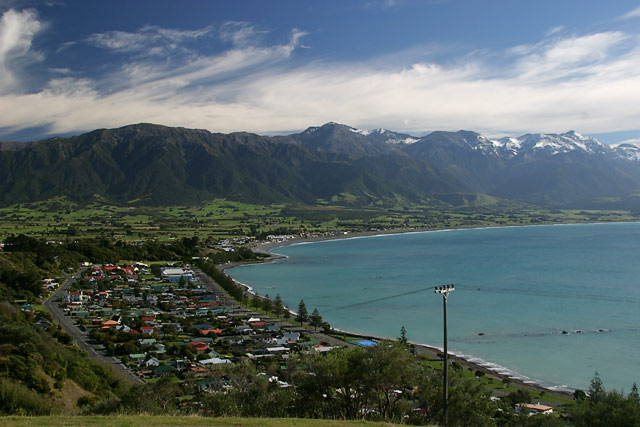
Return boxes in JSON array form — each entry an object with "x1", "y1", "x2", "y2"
[{"x1": 44, "y1": 255, "x2": 360, "y2": 404}]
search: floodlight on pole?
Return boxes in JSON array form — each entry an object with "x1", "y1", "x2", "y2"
[{"x1": 434, "y1": 284, "x2": 455, "y2": 427}]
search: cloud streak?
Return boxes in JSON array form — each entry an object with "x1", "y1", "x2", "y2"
[
  {"x1": 87, "y1": 24, "x2": 215, "y2": 58},
  {"x1": 0, "y1": 8, "x2": 43, "y2": 94},
  {"x1": 2, "y1": 10, "x2": 640, "y2": 141},
  {"x1": 620, "y1": 5, "x2": 640, "y2": 20}
]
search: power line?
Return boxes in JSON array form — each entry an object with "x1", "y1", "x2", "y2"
[
  {"x1": 328, "y1": 285, "x2": 437, "y2": 311},
  {"x1": 327, "y1": 283, "x2": 640, "y2": 312}
]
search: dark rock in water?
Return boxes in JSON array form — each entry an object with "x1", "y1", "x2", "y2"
[
  {"x1": 478, "y1": 332, "x2": 485, "y2": 336},
  {"x1": 562, "y1": 330, "x2": 569, "y2": 335}
]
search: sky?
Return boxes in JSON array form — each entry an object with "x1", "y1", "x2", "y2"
[{"x1": 1, "y1": 1, "x2": 640, "y2": 144}]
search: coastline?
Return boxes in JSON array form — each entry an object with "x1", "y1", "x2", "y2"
[{"x1": 221, "y1": 225, "x2": 593, "y2": 398}]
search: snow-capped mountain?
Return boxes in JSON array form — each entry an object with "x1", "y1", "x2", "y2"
[
  {"x1": 612, "y1": 142, "x2": 640, "y2": 162},
  {"x1": 493, "y1": 131, "x2": 612, "y2": 159},
  {"x1": 368, "y1": 128, "x2": 419, "y2": 145}
]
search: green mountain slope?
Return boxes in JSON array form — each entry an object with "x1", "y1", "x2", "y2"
[{"x1": 0, "y1": 124, "x2": 464, "y2": 207}]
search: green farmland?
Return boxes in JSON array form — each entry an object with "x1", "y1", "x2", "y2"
[{"x1": 1, "y1": 197, "x2": 638, "y2": 243}]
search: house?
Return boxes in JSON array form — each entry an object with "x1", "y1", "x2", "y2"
[
  {"x1": 152, "y1": 365, "x2": 177, "y2": 376},
  {"x1": 194, "y1": 323, "x2": 213, "y2": 330},
  {"x1": 140, "y1": 326, "x2": 154, "y2": 335},
  {"x1": 137, "y1": 338, "x2": 157, "y2": 347},
  {"x1": 282, "y1": 331, "x2": 301, "y2": 342},
  {"x1": 250, "y1": 321, "x2": 266, "y2": 329},
  {"x1": 141, "y1": 316, "x2": 156, "y2": 324},
  {"x1": 20, "y1": 304, "x2": 34, "y2": 313},
  {"x1": 102, "y1": 319, "x2": 119, "y2": 328},
  {"x1": 188, "y1": 341, "x2": 209, "y2": 354},
  {"x1": 516, "y1": 403, "x2": 554, "y2": 416},
  {"x1": 200, "y1": 357, "x2": 232, "y2": 365},
  {"x1": 34, "y1": 318, "x2": 52, "y2": 331},
  {"x1": 116, "y1": 324, "x2": 132, "y2": 333},
  {"x1": 235, "y1": 325, "x2": 253, "y2": 335},
  {"x1": 264, "y1": 324, "x2": 281, "y2": 333},
  {"x1": 62, "y1": 290, "x2": 86, "y2": 304},
  {"x1": 129, "y1": 353, "x2": 146, "y2": 363},
  {"x1": 143, "y1": 356, "x2": 160, "y2": 367},
  {"x1": 162, "y1": 267, "x2": 196, "y2": 283}
]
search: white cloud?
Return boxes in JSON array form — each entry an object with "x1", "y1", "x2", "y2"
[
  {"x1": 0, "y1": 8, "x2": 43, "y2": 94},
  {"x1": 87, "y1": 24, "x2": 214, "y2": 56},
  {"x1": 620, "y1": 5, "x2": 640, "y2": 19},
  {"x1": 510, "y1": 32, "x2": 629, "y2": 82},
  {"x1": 219, "y1": 21, "x2": 267, "y2": 47},
  {"x1": 2, "y1": 20, "x2": 640, "y2": 140},
  {"x1": 546, "y1": 26, "x2": 565, "y2": 37}
]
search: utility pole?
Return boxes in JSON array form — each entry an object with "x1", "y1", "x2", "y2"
[{"x1": 435, "y1": 284, "x2": 455, "y2": 427}]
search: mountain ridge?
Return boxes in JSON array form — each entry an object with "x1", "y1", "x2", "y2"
[{"x1": 1, "y1": 122, "x2": 639, "y2": 209}]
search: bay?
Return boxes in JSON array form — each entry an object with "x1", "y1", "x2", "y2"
[{"x1": 229, "y1": 222, "x2": 640, "y2": 392}]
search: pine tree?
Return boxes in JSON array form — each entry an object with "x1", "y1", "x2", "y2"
[
  {"x1": 274, "y1": 294, "x2": 284, "y2": 318},
  {"x1": 310, "y1": 308, "x2": 323, "y2": 331},
  {"x1": 588, "y1": 371, "x2": 604, "y2": 404},
  {"x1": 295, "y1": 299, "x2": 309, "y2": 325},
  {"x1": 399, "y1": 326, "x2": 408, "y2": 345},
  {"x1": 262, "y1": 293, "x2": 273, "y2": 313},
  {"x1": 630, "y1": 382, "x2": 639, "y2": 405},
  {"x1": 251, "y1": 293, "x2": 261, "y2": 310}
]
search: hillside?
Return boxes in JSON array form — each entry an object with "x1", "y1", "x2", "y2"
[
  {"x1": 0, "y1": 416, "x2": 409, "y2": 426},
  {"x1": 1, "y1": 122, "x2": 639, "y2": 208}
]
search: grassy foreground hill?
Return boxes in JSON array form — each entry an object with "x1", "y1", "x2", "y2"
[{"x1": 1, "y1": 416, "x2": 411, "y2": 426}]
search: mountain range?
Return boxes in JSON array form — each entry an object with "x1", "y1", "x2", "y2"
[{"x1": 1, "y1": 122, "x2": 640, "y2": 209}]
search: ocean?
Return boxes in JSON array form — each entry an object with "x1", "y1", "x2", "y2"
[{"x1": 228, "y1": 222, "x2": 640, "y2": 392}]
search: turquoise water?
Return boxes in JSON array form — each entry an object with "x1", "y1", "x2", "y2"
[{"x1": 229, "y1": 223, "x2": 640, "y2": 391}]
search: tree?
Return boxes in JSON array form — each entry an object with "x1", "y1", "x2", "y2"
[
  {"x1": 573, "y1": 389, "x2": 587, "y2": 401},
  {"x1": 630, "y1": 383, "x2": 640, "y2": 406},
  {"x1": 262, "y1": 294, "x2": 273, "y2": 313},
  {"x1": 251, "y1": 293, "x2": 261, "y2": 310},
  {"x1": 295, "y1": 300, "x2": 309, "y2": 325},
  {"x1": 588, "y1": 371, "x2": 605, "y2": 404},
  {"x1": 273, "y1": 294, "x2": 284, "y2": 318},
  {"x1": 310, "y1": 308, "x2": 322, "y2": 331},
  {"x1": 398, "y1": 326, "x2": 407, "y2": 345}
]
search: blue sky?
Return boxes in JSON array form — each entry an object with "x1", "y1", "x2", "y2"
[{"x1": 1, "y1": 1, "x2": 640, "y2": 144}]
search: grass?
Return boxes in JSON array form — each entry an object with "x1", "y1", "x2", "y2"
[{"x1": 0, "y1": 416, "x2": 410, "y2": 426}]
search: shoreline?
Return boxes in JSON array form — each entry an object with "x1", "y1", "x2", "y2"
[{"x1": 223, "y1": 225, "x2": 593, "y2": 398}]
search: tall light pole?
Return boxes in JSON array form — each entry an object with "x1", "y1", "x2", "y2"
[{"x1": 435, "y1": 284, "x2": 455, "y2": 427}]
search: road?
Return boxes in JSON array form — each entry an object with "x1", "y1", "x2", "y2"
[
  {"x1": 44, "y1": 269, "x2": 144, "y2": 384},
  {"x1": 195, "y1": 268, "x2": 242, "y2": 310}
]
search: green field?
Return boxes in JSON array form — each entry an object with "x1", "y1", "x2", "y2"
[{"x1": 1, "y1": 196, "x2": 637, "y2": 242}]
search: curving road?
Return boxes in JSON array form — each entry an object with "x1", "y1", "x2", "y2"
[{"x1": 44, "y1": 269, "x2": 144, "y2": 384}]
